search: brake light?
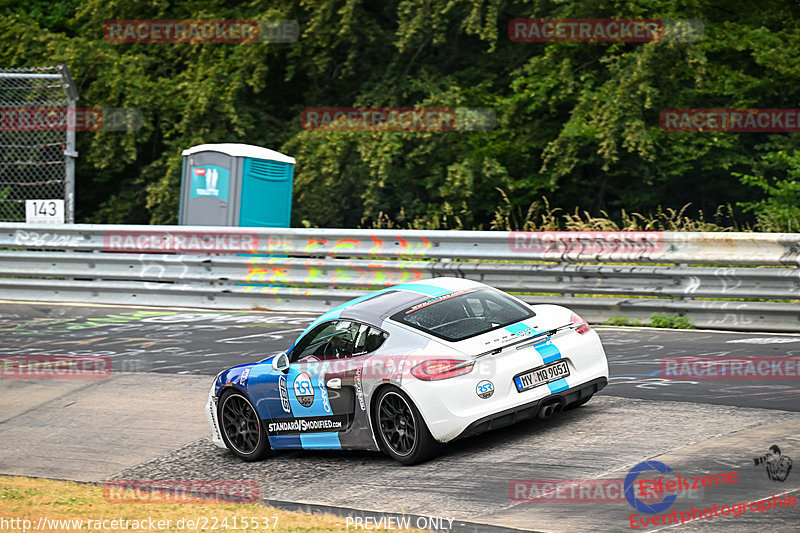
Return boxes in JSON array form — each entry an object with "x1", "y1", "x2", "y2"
[
  {"x1": 571, "y1": 313, "x2": 591, "y2": 334},
  {"x1": 410, "y1": 359, "x2": 474, "y2": 381}
]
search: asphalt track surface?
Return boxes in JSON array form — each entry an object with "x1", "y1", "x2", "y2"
[{"x1": 1, "y1": 301, "x2": 799, "y2": 532}]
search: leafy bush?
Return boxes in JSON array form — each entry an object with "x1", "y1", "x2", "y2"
[
  {"x1": 490, "y1": 192, "x2": 739, "y2": 232},
  {"x1": 736, "y1": 151, "x2": 800, "y2": 232},
  {"x1": 604, "y1": 316, "x2": 642, "y2": 326},
  {"x1": 0, "y1": 186, "x2": 23, "y2": 221},
  {"x1": 649, "y1": 313, "x2": 695, "y2": 329}
]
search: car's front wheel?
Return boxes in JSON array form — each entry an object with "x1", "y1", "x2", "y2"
[
  {"x1": 218, "y1": 389, "x2": 270, "y2": 461},
  {"x1": 374, "y1": 387, "x2": 439, "y2": 465}
]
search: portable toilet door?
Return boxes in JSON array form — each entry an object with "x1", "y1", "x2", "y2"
[
  {"x1": 240, "y1": 155, "x2": 295, "y2": 228},
  {"x1": 180, "y1": 146, "x2": 239, "y2": 226},
  {"x1": 180, "y1": 143, "x2": 295, "y2": 227}
]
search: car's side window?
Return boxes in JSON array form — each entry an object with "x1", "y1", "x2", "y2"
[
  {"x1": 291, "y1": 320, "x2": 361, "y2": 362},
  {"x1": 290, "y1": 322, "x2": 334, "y2": 363},
  {"x1": 353, "y1": 324, "x2": 389, "y2": 356}
]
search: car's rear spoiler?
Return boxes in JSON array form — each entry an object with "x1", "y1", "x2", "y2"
[{"x1": 474, "y1": 321, "x2": 577, "y2": 359}]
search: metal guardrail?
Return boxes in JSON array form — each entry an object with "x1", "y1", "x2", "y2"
[
  {"x1": 2, "y1": 224, "x2": 800, "y2": 264},
  {"x1": 0, "y1": 223, "x2": 798, "y2": 332}
]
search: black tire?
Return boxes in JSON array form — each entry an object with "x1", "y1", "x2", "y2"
[
  {"x1": 218, "y1": 389, "x2": 270, "y2": 461},
  {"x1": 565, "y1": 393, "x2": 593, "y2": 410},
  {"x1": 373, "y1": 387, "x2": 440, "y2": 465}
]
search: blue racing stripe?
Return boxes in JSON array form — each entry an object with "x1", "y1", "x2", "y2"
[
  {"x1": 504, "y1": 323, "x2": 531, "y2": 335},
  {"x1": 535, "y1": 342, "x2": 561, "y2": 364},
  {"x1": 301, "y1": 282, "x2": 450, "y2": 336},
  {"x1": 299, "y1": 432, "x2": 342, "y2": 449},
  {"x1": 269, "y1": 434, "x2": 302, "y2": 449},
  {"x1": 547, "y1": 378, "x2": 569, "y2": 393},
  {"x1": 392, "y1": 282, "x2": 452, "y2": 297},
  {"x1": 300, "y1": 287, "x2": 395, "y2": 335},
  {"x1": 532, "y1": 340, "x2": 569, "y2": 393}
]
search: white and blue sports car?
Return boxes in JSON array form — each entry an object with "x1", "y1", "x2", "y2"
[{"x1": 206, "y1": 277, "x2": 608, "y2": 465}]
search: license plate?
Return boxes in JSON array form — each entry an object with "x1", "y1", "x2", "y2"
[{"x1": 514, "y1": 360, "x2": 570, "y2": 392}]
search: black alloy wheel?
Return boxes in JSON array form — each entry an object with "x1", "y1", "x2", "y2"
[
  {"x1": 379, "y1": 391, "x2": 417, "y2": 456},
  {"x1": 374, "y1": 387, "x2": 439, "y2": 465},
  {"x1": 219, "y1": 390, "x2": 269, "y2": 461}
]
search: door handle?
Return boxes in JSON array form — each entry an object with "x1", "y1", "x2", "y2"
[{"x1": 326, "y1": 378, "x2": 342, "y2": 390}]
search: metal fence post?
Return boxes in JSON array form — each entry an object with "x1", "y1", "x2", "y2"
[
  {"x1": 0, "y1": 65, "x2": 79, "y2": 223},
  {"x1": 60, "y1": 64, "x2": 78, "y2": 224}
]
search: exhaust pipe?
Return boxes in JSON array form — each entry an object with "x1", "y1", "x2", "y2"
[{"x1": 538, "y1": 399, "x2": 565, "y2": 420}]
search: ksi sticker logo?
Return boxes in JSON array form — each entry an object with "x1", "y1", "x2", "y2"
[
  {"x1": 476, "y1": 380, "x2": 494, "y2": 399},
  {"x1": 239, "y1": 367, "x2": 250, "y2": 386},
  {"x1": 294, "y1": 372, "x2": 314, "y2": 407},
  {"x1": 278, "y1": 375, "x2": 291, "y2": 413}
]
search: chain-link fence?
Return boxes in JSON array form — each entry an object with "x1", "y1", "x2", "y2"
[{"x1": 0, "y1": 65, "x2": 77, "y2": 223}]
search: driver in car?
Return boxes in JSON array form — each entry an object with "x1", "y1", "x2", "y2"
[{"x1": 326, "y1": 333, "x2": 351, "y2": 358}]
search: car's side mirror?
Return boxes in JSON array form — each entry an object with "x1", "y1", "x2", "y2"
[{"x1": 271, "y1": 352, "x2": 290, "y2": 373}]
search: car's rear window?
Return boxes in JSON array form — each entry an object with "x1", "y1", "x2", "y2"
[{"x1": 390, "y1": 288, "x2": 535, "y2": 342}]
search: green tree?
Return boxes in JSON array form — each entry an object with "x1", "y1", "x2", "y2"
[
  {"x1": 735, "y1": 150, "x2": 800, "y2": 231},
  {"x1": 0, "y1": 0, "x2": 798, "y2": 228}
]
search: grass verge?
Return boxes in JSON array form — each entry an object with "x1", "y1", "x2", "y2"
[
  {"x1": 604, "y1": 313, "x2": 695, "y2": 329},
  {"x1": 0, "y1": 476, "x2": 416, "y2": 532}
]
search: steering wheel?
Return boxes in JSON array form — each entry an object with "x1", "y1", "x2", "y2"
[{"x1": 322, "y1": 341, "x2": 340, "y2": 358}]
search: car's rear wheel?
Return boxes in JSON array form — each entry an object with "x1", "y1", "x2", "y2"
[
  {"x1": 218, "y1": 389, "x2": 270, "y2": 461},
  {"x1": 374, "y1": 387, "x2": 439, "y2": 465}
]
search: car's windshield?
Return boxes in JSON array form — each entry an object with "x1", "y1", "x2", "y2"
[{"x1": 390, "y1": 289, "x2": 534, "y2": 342}]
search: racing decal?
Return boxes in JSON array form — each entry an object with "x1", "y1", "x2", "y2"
[
  {"x1": 293, "y1": 372, "x2": 314, "y2": 407},
  {"x1": 535, "y1": 341, "x2": 561, "y2": 364},
  {"x1": 404, "y1": 289, "x2": 476, "y2": 314},
  {"x1": 476, "y1": 380, "x2": 495, "y2": 399},
  {"x1": 548, "y1": 378, "x2": 569, "y2": 393},
  {"x1": 354, "y1": 366, "x2": 366, "y2": 411},
  {"x1": 278, "y1": 375, "x2": 291, "y2": 414},
  {"x1": 505, "y1": 323, "x2": 538, "y2": 338},
  {"x1": 318, "y1": 366, "x2": 332, "y2": 414},
  {"x1": 482, "y1": 322, "x2": 541, "y2": 346},
  {"x1": 396, "y1": 282, "x2": 454, "y2": 297},
  {"x1": 239, "y1": 367, "x2": 250, "y2": 387},
  {"x1": 532, "y1": 340, "x2": 569, "y2": 393},
  {"x1": 266, "y1": 414, "x2": 349, "y2": 435}
]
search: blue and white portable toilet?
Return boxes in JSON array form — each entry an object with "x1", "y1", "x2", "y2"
[{"x1": 179, "y1": 143, "x2": 295, "y2": 227}]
